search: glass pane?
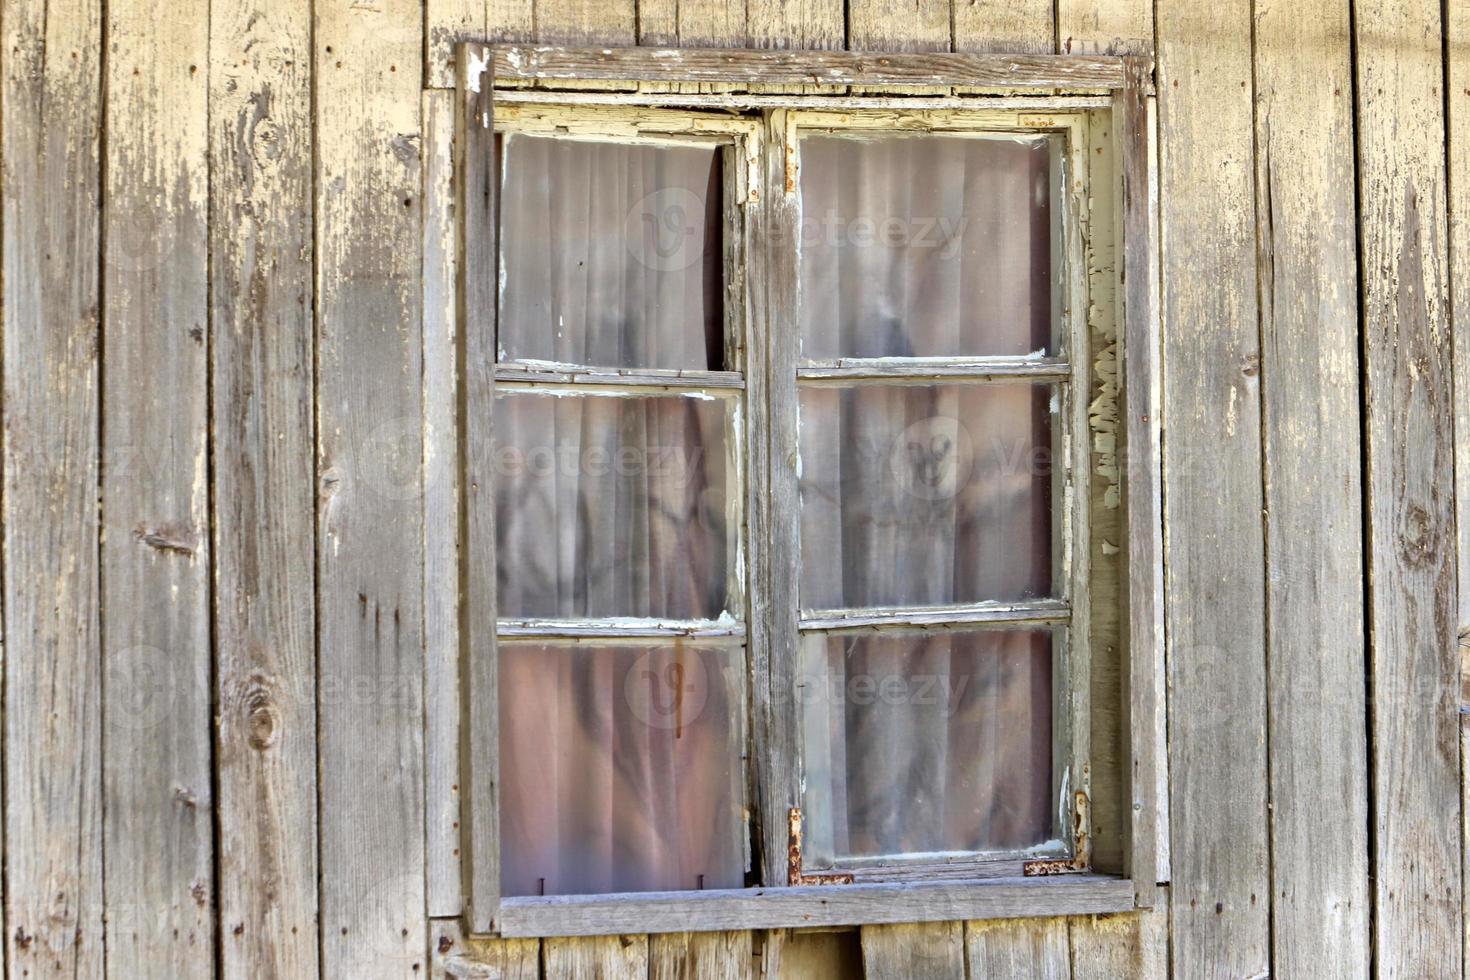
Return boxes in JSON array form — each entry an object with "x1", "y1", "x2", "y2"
[
  {"x1": 499, "y1": 134, "x2": 726, "y2": 370},
  {"x1": 799, "y1": 629, "x2": 1054, "y2": 866},
  {"x1": 495, "y1": 389, "x2": 737, "y2": 621},
  {"x1": 799, "y1": 133, "x2": 1057, "y2": 359},
  {"x1": 500, "y1": 642, "x2": 747, "y2": 895},
  {"x1": 798, "y1": 382, "x2": 1055, "y2": 609}
]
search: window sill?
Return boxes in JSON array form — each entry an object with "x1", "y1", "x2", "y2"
[{"x1": 491, "y1": 873, "x2": 1134, "y2": 938}]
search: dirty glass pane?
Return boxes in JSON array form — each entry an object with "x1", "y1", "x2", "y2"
[
  {"x1": 799, "y1": 133, "x2": 1058, "y2": 359},
  {"x1": 494, "y1": 388, "x2": 737, "y2": 621},
  {"x1": 798, "y1": 629, "x2": 1054, "y2": 867},
  {"x1": 499, "y1": 134, "x2": 726, "y2": 370},
  {"x1": 798, "y1": 382, "x2": 1055, "y2": 609},
  {"x1": 499, "y1": 642, "x2": 747, "y2": 896}
]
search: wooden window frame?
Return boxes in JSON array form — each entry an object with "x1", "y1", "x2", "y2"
[{"x1": 455, "y1": 44, "x2": 1161, "y2": 939}]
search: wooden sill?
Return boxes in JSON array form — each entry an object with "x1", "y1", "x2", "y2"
[{"x1": 490, "y1": 874, "x2": 1134, "y2": 938}]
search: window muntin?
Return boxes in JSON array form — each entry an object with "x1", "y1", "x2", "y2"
[{"x1": 487, "y1": 104, "x2": 1096, "y2": 898}]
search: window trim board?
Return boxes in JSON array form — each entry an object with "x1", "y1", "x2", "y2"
[{"x1": 454, "y1": 43, "x2": 1163, "y2": 937}]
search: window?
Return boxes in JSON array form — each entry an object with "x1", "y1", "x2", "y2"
[{"x1": 455, "y1": 45, "x2": 1161, "y2": 937}]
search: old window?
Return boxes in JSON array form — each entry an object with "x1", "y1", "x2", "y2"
[{"x1": 454, "y1": 46, "x2": 1161, "y2": 938}]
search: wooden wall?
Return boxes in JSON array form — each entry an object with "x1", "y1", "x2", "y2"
[{"x1": 0, "y1": 0, "x2": 1462, "y2": 976}]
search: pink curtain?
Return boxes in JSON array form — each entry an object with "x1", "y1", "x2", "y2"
[
  {"x1": 799, "y1": 629, "x2": 1054, "y2": 864},
  {"x1": 494, "y1": 389, "x2": 735, "y2": 621},
  {"x1": 499, "y1": 642, "x2": 746, "y2": 896},
  {"x1": 499, "y1": 134, "x2": 725, "y2": 370}
]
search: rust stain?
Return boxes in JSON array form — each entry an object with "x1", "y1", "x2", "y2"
[
  {"x1": 1023, "y1": 790, "x2": 1092, "y2": 877},
  {"x1": 786, "y1": 807, "x2": 854, "y2": 886}
]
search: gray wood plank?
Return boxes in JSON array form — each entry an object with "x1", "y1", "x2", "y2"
[
  {"x1": 101, "y1": 0, "x2": 215, "y2": 974},
  {"x1": 1451, "y1": 3, "x2": 1470, "y2": 972},
  {"x1": 315, "y1": 0, "x2": 428, "y2": 975},
  {"x1": 423, "y1": 87, "x2": 465, "y2": 920},
  {"x1": 964, "y1": 918, "x2": 1068, "y2": 980},
  {"x1": 1112, "y1": 59, "x2": 1165, "y2": 906},
  {"x1": 1156, "y1": 0, "x2": 1271, "y2": 973},
  {"x1": 209, "y1": 0, "x2": 319, "y2": 975},
  {"x1": 488, "y1": 46, "x2": 1128, "y2": 89},
  {"x1": 1, "y1": 0, "x2": 103, "y2": 974},
  {"x1": 497, "y1": 877, "x2": 1135, "y2": 936},
  {"x1": 457, "y1": 42, "x2": 500, "y2": 935},
  {"x1": 859, "y1": 922, "x2": 964, "y2": 980},
  {"x1": 1252, "y1": 0, "x2": 1370, "y2": 975},
  {"x1": 1353, "y1": 0, "x2": 1462, "y2": 975}
]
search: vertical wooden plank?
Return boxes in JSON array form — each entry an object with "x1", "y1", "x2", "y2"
[
  {"x1": 1, "y1": 0, "x2": 102, "y2": 974},
  {"x1": 1253, "y1": 0, "x2": 1370, "y2": 976},
  {"x1": 315, "y1": 0, "x2": 427, "y2": 975},
  {"x1": 953, "y1": 0, "x2": 1053, "y2": 54},
  {"x1": 544, "y1": 935, "x2": 650, "y2": 979},
  {"x1": 101, "y1": 0, "x2": 215, "y2": 974},
  {"x1": 767, "y1": 929, "x2": 863, "y2": 979},
  {"x1": 457, "y1": 41, "x2": 499, "y2": 935},
  {"x1": 1451, "y1": 0, "x2": 1470, "y2": 968},
  {"x1": 429, "y1": 0, "x2": 486, "y2": 89},
  {"x1": 1156, "y1": 0, "x2": 1270, "y2": 974},
  {"x1": 1067, "y1": 889, "x2": 1170, "y2": 980},
  {"x1": 745, "y1": 0, "x2": 842, "y2": 51},
  {"x1": 433, "y1": 918, "x2": 541, "y2": 980},
  {"x1": 1354, "y1": 0, "x2": 1462, "y2": 975},
  {"x1": 845, "y1": 0, "x2": 949, "y2": 51},
  {"x1": 650, "y1": 930, "x2": 754, "y2": 979},
  {"x1": 963, "y1": 919, "x2": 1069, "y2": 980},
  {"x1": 859, "y1": 922, "x2": 964, "y2": 980},
  {"x1": 535, "y1": 0, "x2": 635, "y2": 44},
  {"x1": 1056, "y1": 0, "x2": 1152, "y2": 56},
  {"x1": 424, "y1": 87, "x2": 464, "y2": 920},
  {"x1": 209, "y1": 0, "x2": 319, "y2": 976}
]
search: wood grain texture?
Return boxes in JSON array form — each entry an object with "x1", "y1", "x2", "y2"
[
  {"x1": 423, "y1": 88, "x2": 464, "y2": 920},
  {"x1": 102, "y1": 0, "x2": 215, "y2": 974},
  {"x1": 315, "y1": 0, "x2": 427, "y2": 975},
  {"x1": 1067, "y1": 890, "x2": 1170, "y2": 979},
  {"x1": 209, "y1": 0, "x2": 319, "y2": 975},
  {"x1": 953, "y1": 0, "x2": 1053, "y2": 55},
  {"x1": 1451, "y1": 0, "x2": 1470, "y2": 969},
  {"x1": 1111, "y1": 62, "x2": 1165, "y2": 905},
  {"x1": 1, "y1": 0, "x2": 103, "y2": 974},
  {"x1": 649, "y1": 930, "x2": 754, "y2": 979},
  {"x1": 964, "y1": 918, "x2": 1068, "y2": 979},
  {"x1": 544, "y1": 935, "x2": 650, "y2": 979},
  {"x1": 845, "y1": 0, "x2": 949, "y2": 52},
  {"x1": 1056, "y1": 0, "x2": 1153, "y2": 56},
  {"x1": 1354, "y1": 0, "x2": 1462, "y2": 975},
  {"x1": 768, "y1": 929, "x2": 863, "y2": 979},
  {"x1": 859, "y1": 922, "x2": 964, "y2": 980},
  {"x1": 457, "y1": 43, "x2": 500, "y2": 934},
  {"x1": 497, "y1": 877, "x2": 1134, "y2": 936},
  {"x1": 489, "y1": 46, "x2": 1128, "y2": 89},
  {"x1": 1252, "y1": 0, "x2": 1370, "y2": 975},
  {"x1": 432, "y1": 918, "x2": 542, "y2": 979},
  {"x1": 429, "y1": 0, "x2": 486, "y2": 88},
  {"x1": 1156, "y1": 0, "x2": 1270, "y2": 974}
]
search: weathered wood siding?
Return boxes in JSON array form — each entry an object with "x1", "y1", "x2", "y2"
[{"x1": 0, "y1": 0, "x2": 1462, "y2": 976}]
